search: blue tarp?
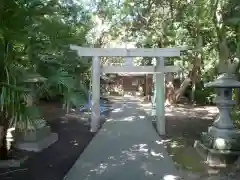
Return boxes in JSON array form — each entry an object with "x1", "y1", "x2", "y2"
[{"x1": 79, "y1": 92, "x2": 112, "y2": 114}]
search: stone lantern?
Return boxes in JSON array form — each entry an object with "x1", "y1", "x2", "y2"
[
  {"x1": 195, "y1": 73, "x2": 240, "y2": 167},
  {"x1": 13, "y1": 74, "x2": 58, "y2": 152}
]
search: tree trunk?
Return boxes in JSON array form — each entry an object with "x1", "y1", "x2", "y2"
[
  {"x1": 165, "y1": 75, "x2": 192, "y2": 105},
  {"x1": 143, "y1": 74, "x2": 150, "y2": 100},
  {"x1": 235, "y1": 88, "x2": 239, "y2": 105},
  {"x1": 165, "y1": 73, "x2": 175, "y2": 106},
  {"x1": 175, "y1": 78, "x2": 192, "y2": 102},
  {"x1": 146, "y1": 75, "x2": 148, "y2": 95},
  {"x1": 165, "y1": 82, "x2": 175, "y2": 106},
  {"x1": 0, "y1": 110, "x2": 9, "y2": 160},
  {"x1": 190, "y1": 71, "x2": 198, "y2": 103},
  {"x1": 0, "y1": 125, "x2": 8, "y2": 160}
]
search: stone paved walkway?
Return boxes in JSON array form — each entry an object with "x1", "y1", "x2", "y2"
[{"x1": 64, "y1": 96, "x2": 181, "y2": 180}]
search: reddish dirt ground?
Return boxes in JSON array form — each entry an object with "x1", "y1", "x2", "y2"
[{"x1": 0, "y1": 101, "x2": 96, "y2": 180}]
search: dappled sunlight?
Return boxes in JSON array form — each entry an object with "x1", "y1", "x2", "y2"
[
  {"x1": 156, "y1": 139, "x2": 172, "y2": 145},
  {"x1": 165, "y1": 112, "x2": 176, "y2": 117},
  {"x1": 60, "y1": 117, "x2": 69, "y2": 124},
  {"x1": 139, "y1": 103, "x2": 152, "y2": 107},
  {"x1": 106, "y1": 118, "x2": 114, "y2": 122},
  {"x1": 90, "y1": 163, "x2": 108, "y2": 175},
  {"x1": 141, "y1": 163, "x2": 154, "y2": 176},
  {"x1": 163, "y1": 174, "x2": 182, "y2": 180},
  {"x1": 162, "y1": 136, "x2": 207, "y2": 172},
  {"x1": 136, "y1": 107, "x2": 153, "y2": 114},
  {"x1": 70, "y1": 108, "x2": 76, "y2": 112},
  {"x1": 71, "y1": 97, "x2": 228, "y2": 179},
  {"x1": 123, "y1": 116, "x2": 135, "y2": 121},
  {"x1": 70, "y1": 140, "x2": 79, "y2": 146},
  {"x1": 200, "y1": 115, "x2": 214, "y2": 120},
  {"x1": 123, "y1": 94, "x2": 134, "y2": 98},
  {"x1": 156, "y1": 139, "x2": 184, "y2": 149},
  {"x1": 6, "y1": 127, "x2": 15, "y2": 150},
  {"x1": 106, "y1": 114, "x2": 147, "y2": 122},
  {"x1": 150, "y1": 150, "x2": 164, "y2": 158},
  {"x1": 80, "y1": 142, "x2": 167, "y2": 178},
  {"x1": 111, "y1": 108, "x2": 123, "y2": 113},
  {"x1": 194, "y1": 106, "x2": 218, "y2": 112},
  {"x1": 119, "y1": 116, "x2": 136, "y2": 121},
  {"x1": 153, "y1": 113, "x2": 209, "y2": 173},
  {"x1": 65, "y1": 113, "x2": 88, "y2": 121},
  {"x1": 64, "y1": 96, "x2": 187, "y2": 180},
  {"x1": 132, "y1": 144, "x2": 148, "y2": 152},
  {"x1": 108, "y1": 97, "x2": 218, "y2": 175},
  {"x1": 170, "y1": 141, "x2": 184, "y2": 148},
  {"x1": 165, "y1": 105, "x2": 218, "y2": 120},
  {"x1": 207, "y1": 168, "x2": 220, "y2": 175}
]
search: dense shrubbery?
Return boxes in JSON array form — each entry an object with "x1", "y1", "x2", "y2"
[
  {"x1": 231, "y1": 107, "x2": 240, "y2": 128},
  {"x1": 184, "y1": 81, "x2": 216, "y2": 105}
]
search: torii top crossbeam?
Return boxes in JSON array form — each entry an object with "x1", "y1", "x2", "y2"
[{"x1": 70, "y1": 45, "x2": 187, "y2": 57}]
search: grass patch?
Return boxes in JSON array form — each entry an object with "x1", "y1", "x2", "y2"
[{"x1": 165, "y1": 137, "x2": 207, "y2": 172}]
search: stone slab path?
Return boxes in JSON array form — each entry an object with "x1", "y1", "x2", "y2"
[{"x1": 64, "y1": 96, "x2": 181, "y2": 180}]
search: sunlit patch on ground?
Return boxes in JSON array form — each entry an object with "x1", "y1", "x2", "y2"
[{"x1": 155, "y1": 104, "x2": 240, "y2": 179}]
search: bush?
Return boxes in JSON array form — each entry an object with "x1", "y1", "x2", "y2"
[
  {"x1": 231, "y1": 106, "x2": 240, "y2": 128},
  {"x1": 194, "y1": 81, "x2": 216, "y2": 105}
]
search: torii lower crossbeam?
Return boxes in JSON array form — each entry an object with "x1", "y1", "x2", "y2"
[{"x1": 101, "y1": 65, "x2": 179, "y2": 73}]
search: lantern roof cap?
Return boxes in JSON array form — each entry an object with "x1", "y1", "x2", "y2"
[{"x1": 205, "y1": 73, "x2": 240, "y2": 88}]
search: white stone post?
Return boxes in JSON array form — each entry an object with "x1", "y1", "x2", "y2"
[
  {"x1": 155, "y1": 57, "x2": 165, "y2": 135},
  {"x1": 90, "y1": 56, "x2": 101, "y2": 132}
]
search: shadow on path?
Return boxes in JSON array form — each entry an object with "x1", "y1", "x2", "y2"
[{"x1": 64, "y1": 96, "x2": 181, "y2": 180}]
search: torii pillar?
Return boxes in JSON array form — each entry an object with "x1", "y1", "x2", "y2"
[
  {"x1": 91, "y1": 56, "x2": 101, "y2": 132},
  {"x1": 155, "y1": 57, "x2": 165, "y2": 135}
]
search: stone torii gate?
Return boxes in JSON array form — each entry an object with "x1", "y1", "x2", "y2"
[{"x1": 70, "y1": 45, "x2": 185, "y2": 135}]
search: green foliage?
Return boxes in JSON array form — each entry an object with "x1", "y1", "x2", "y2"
[
  {"x1": 0, "y1": 0, "x2": 239, "y2": 133},
  {"x1": 0, "y1": 0, "x2": 93, "y2": 131},
  {"x1": 230, "y1": 106, "x2": 240, "y2": 128},
  {"x1": 92, "y1": 0, "x2": 239, "y2": 104},
  {"x1": 194, "y1": 82, "x2": 216, "y2": 105}
]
